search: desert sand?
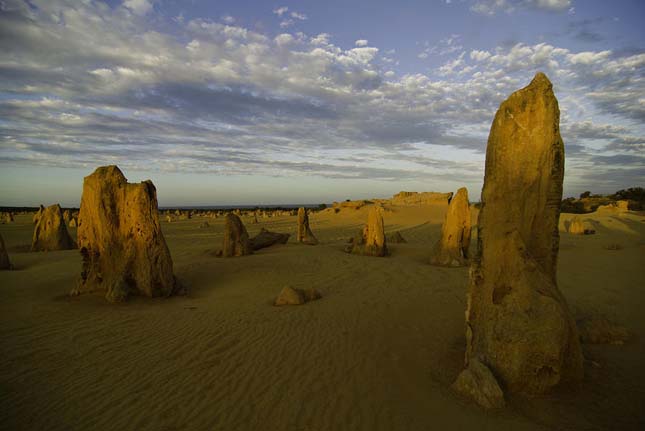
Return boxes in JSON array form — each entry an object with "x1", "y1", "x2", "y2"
[{"x1": 1, "y1": 201, "x2": 644, "y2": 430}]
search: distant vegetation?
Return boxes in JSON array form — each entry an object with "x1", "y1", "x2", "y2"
[{"x1": 561, "y1": 187, "x2": 644, "y2": 213}]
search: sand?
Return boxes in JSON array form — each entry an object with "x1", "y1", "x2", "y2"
[{"x1": 1, "y1": 203, "x2": 644, "y2": 430}]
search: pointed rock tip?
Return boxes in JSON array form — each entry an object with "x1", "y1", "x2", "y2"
[
  {"x1": 87, "y1": 165, "x2": 126, "y2": 181},
  {"x1": 530, "y1": 72, "x2": 552, "y2": 88}
]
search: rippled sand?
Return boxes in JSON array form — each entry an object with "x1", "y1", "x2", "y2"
[{"x1": 1, "y1": 203, "x2": 644, "y2": 430}]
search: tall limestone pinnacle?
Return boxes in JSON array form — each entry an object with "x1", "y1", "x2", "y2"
[
  {"x1": 429, "y1": 187, "x2": 471, "y2": 267},
  {"x1": 456, "y1": 73, "x2": 583, "y2": 402}
]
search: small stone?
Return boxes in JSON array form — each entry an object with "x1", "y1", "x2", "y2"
[{"x1": 452, "y1": 359, "x2": 505, "y2": 409}]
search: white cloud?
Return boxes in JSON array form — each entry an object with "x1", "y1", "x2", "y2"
[
  {"x1": 418, "y1": 35, "x2": 463, "y2": 59},
  {"x1": 221, "y1": 15, "x2": 235, "y2": 24},
  {"x1": 123, "y1": 0, "x2": 153, "y2": 16},
  {"x1": 470, "y1": 49, "x2": 492, "y2": 61},
  {"x1": 290, "y1": 11, "x2": 307, "y2": 20},
  {"x1": 471, "y1": 0, "x2": 572, "y2": 15},
  {"x1": 274, "y1": 33, "x2": 294, "y2": 46},
  {"x1": 273, "y1": 6, "x2": 289, "y2": 16},
  {"x1": 310, "y1": 33, "x2": 331, "y2": 46},
  {"x1": 355, "y1": 39, "x2": 368, "y2": 47}
]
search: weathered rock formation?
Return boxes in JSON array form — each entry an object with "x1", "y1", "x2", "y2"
[
  {"x1": 274, "y1": 286, "x2": 322, "y2": 306},
  {"x1": 31, "y1": 204, "x2": 75, "y2": 251},
  {"x1": 2, "y1": 212, "x2": 14, "y2": 224},
  {"x1": 221, "y1": 213, "x2": 252, "y2": 257},
  {"x1": 63, "y1": 210, "x2": 72, "y2": 225},
  {"x1": 250, "y1": 228, "x2": 290, "y2": 251},
  {"x1": 568, "y1": 216, "x2": 585, "y2": 235},
  {"x1": 349, "y1": 206, "x2": 388, "y2": 257},
  {"x1": 430, "y1": 187, "x2": 471, "y2": 266},
  {"x1": 0, "y1": 234, "x2": 12, "y2": 270},
  {"x1": 390, "y1": 191, "x2": 453, "y2": 206},
  {"x1": 72, "y1": 166, "x2": 176, "y2": 302},
  {"x1": 568, "y1": 216, "x2": 595, "y2": 235},
  {"x1": 297, "y1": 207, "x2": 318, "y2": 245},
  {"x1": 69, "y1": 218, "x2": 78, "y2": 228},
  {"x1": 457, "y1": 73, "x2": 583, "y2": 403}
]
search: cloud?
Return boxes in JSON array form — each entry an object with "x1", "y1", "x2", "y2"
[
  {"x1": 290, "y1": 11, "x2": 307, "y2": 21},
  {"x1": 273, "y1": 6, "x2": 289, "y2": 17},
  {"x1": 0, "y1": 0, "x2": 642, "y2": 199},
  {"x1": 123, "y1": 0, "x2": 153, "y2": 16},
  {"x1": 355, "y1": 39, "x2": 368, "y2": 47},
  {"x1": 471, "y1": 0, "x2": 572, "y2": 15},
  {"x1": 418, "y1": 35, "x2": 463, "y2": 59}
]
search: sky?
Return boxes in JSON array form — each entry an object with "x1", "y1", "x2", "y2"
[{"x1": 0, "y1": 0, "x2": 643, "y2": 207}]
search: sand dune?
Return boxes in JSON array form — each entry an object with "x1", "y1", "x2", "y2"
[{"x1": 1, "y1": 203, "x2": 644, "y2": 430}]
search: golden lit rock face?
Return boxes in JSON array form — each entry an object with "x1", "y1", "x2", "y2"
[
  {"x1": 463, "y1": 73, "x2": 583, "y2": 396},
  {"x1": 297, "y1": 207, "x2": 318, "y2": 245},
  {"x1": 73, "y1": 165, "x2": 175, "y2": 302},
  {"x1": 31, "y1": 204, "x2": 75, "y2": 251},
  {"x1": 351, "y1": 206, "x2": 388, "y2": 257},
  {"x1": 222, "y1": 213, "x2": 252, "y2": 257},
  {"x1": 430, "y1": 187, "x2": 471, "y2": 266}
]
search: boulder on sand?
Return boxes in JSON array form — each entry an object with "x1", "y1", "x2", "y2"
[
  {"x1": 452, "y1": 358, "x2": 505, "y2": 409},
  {"x1": 430, "y1": 187, "x2": 471, "y2": 266},
  {"x1": 31, "y1": 204, "x2": 75, "y2": 251},
  {"x1": 274, "y1": 286, "x2": 322, "y2": 306},
  {"x1": 297, "y1": 207, "x2": 318, "y2": 245},
  {"x1": 455, "y1": 73, "x2": 583, "y2": 405},
  {"x1": 250, "y1": 228, "x2": 290, "y2": 251},
  {"x1": 71, "y1": 166, "x2": 177, "y2": 302}
]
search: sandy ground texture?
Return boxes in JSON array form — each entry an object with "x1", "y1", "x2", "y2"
[{"x1": 1, "y1": 202, "x2": 644, "y2": 431}]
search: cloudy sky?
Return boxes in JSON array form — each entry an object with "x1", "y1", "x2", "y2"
[{"x1": 0, "y1": 0, "x2": 643, "y2": 206}]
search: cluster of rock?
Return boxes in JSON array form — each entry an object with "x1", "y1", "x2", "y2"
[
  {"x1": 10, "y1": 72, "x2": 620, "y2": 414},
  {"x1": 31, "y1": 204, "x2": 75, "y2": 251},
  {"x1": 71, "y1": 166, "x2": 177, "y2": 303},
  {"x1": 429, "y1": 187, "x2": 471, "y2": 267},
  {"x1": 453, "y1": 73, "x2": 583, "y2": 408}
]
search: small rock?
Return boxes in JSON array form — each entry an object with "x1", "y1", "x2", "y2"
[
  {"x1": 274, "y1": 286, "x2": 321, "y2": 306},
  {"x1": 452, "y1": 358, "x2": 505, "y2": 409}
]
